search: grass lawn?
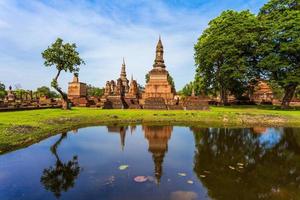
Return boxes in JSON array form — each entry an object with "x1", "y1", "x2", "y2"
[{"x1": 0, "y1": 105, "x2": 300, "y2": 154}]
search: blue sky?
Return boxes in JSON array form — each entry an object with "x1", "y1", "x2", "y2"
[{"x1": 0, "y1": 0, "x2": 268, "y2": 91}]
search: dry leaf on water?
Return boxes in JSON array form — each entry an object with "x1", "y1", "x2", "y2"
[{"x1": 119, "y1": 165, "x2": 129, "y2": 170}]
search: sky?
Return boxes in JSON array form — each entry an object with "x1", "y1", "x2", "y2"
[{"x1": 0, "y1": 0, "x2": 268, "y2": 91}]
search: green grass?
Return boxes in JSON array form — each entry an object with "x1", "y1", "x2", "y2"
[{"x1": 0, "y1": 105, "x2": 300, "y2": 154}]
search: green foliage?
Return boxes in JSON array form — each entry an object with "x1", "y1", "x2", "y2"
[
  {"x1": 36, "y1": 86, "x2": 59, "y2": 98},
  {"x1": 14, "y1": 89, "x2": 27, "y2": 99},
  {"x1": 295, "y1": 86, "x2": 300, "y2": 99},
  {"x1": 194, "y1": 10, "x2": 261, "y2": 103},
  {"x1": 145, "y1": 73, "x2": 150, "y2": 83},
  {"x1": 179, "y1": 82, "x2": 194, "y2": 96},
  {"x1": 0, "y1": 82, "x2": 6, "y2": 99},
  {"x1": 42, "y1": 38, "x2": 85, "y2": 75},
  {"x1": 258, "y1": 0, "x2": 300, "y2": 106},
  {"x1": 42, "y1": 38, "x2": 85, "y2": 108},
  {"x1": 167, "y1": 74, "x2": 175, "y2": 91},
  {"x1": 268, "y1": 81, "x2": 284, "y2": 99},
  {"x1": 87, "y1": 85, "x2": 104, "y2": 97}
]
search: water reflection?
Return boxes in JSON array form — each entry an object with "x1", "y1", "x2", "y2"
[
  {"x1": 4, "y1": 125, "x2": 297, "y2": 199},
  {"x1": 143, "y1": 126, "x2": 172, "y2": 183},
  {"x1": 40, "y1": 132, "x2": 81, "y2": 198},
  {"x1": 192, "y1": 127, "x2": 300, "y2": 199},
  {"x1": 106, "y1": 125, "x2": 172, "y2": 183},
  {"x1": 107, "y1": 126, "x2": 128, "y2": 150}
]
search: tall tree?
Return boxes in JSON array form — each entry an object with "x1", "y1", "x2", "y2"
[
  {"x1": 194, "y1": 10, "x2": 261, "y2": 104},
  {"x1": 258, "y1": 0, "x2": 300, "y2": 108},
  {"x1": 42, "y1": 38, "x2": 85, "y2": 109}
]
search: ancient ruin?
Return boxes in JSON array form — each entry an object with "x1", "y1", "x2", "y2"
[
  {"x1": 101, "y1": 59, "x2": 140, "y2": 109},
  {"x1": 66, "y1": 37, "x2": 210, "y2": 110},
  {"x1": 142, "y1": 37, "x2": 176, "y2": 109},
  {"x1": 249, "y1": 80, "x2": 274, "y2": 104},
  {"x1": 67, "y1": 74, "x2": 89, "y2": 107},
  {"x1": 0, "y1": 86, "x2": 61, "y2": 111}
]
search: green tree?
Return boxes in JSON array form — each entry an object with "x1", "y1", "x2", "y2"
[
  {"x1": 42, "y1": 38, "x2": 85, "y2": 109},
  {"x1": 258, "y1": 0, "x2": 300, "y2": 108},
  {"x1": 194, "y1": 10, "x2": 261, "y2": 104},
  {"x1": 0, "y1": 82, "x2": 6, "y2": 99},
  {"x1": 36, "y1": 86, "x2": 59, "y2": 98},
  {"x1": 87, "y1": 85, "x2": 104, "y2": 97},
  {"x1": 179, "y1": 82, "x2": 194, "y2": 96},
  {"x1": 14, "y1": 89, "x2": 27, "y2": 99}
]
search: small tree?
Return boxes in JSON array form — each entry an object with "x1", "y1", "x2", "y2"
[
  {"x1": 42, "y1": 38, "x2": 85, "y2": 109},
  {"x1": 0, "y1": 82, "x2": 6, "y2": 99},
  {"x1": 87, "y1": 85, "x2": 104, "y2": 97},
  {"x1": 36, "y1": 86, "x2": 59, "y2": 98}
]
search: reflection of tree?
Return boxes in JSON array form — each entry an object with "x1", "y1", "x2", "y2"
[
  {"x1": 192, "y1": 128, "x2": 300, "y2": 200},
  {"x1": 40, "y1": 133, "x2": 81, "y2": 198}
]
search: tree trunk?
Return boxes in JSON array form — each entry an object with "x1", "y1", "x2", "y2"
[
  {"x1": 220, "y1": 87, "x2": 228, "y2": 105},
  {"x1": 281, "y1": 84, "x2": 297, "y2": 109},
  {"x1": 53, "y1": 70, "x2": 71, "y2": 110}
]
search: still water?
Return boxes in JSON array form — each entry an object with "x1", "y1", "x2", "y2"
[{"x1": 0, "y1": 126, "x2": 300, "y2": 200}]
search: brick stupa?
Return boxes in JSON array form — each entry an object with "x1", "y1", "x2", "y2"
[{"x1": 142, "y1": 37, "x2": 175, "y2": 109}]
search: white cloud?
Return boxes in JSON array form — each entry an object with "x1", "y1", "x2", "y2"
[{"x1": 0, "y1": 0, "x2": 267, "y2": 90}]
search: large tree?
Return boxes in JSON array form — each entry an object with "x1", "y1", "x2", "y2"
[
  {"x1": 194, "y1": 10, "x2": 261, "y2": 104},
  {"x1": 258, "y1": 0, "x2": 300, "y2": 108},
  {"x1": 42, "y1": 38, "x2": 85, "y2": 109}
]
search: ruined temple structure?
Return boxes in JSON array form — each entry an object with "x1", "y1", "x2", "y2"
[
  {"x1": 6, "y1": 86, "x2": 16, "y2": 102},
  {"x1": 0, "y1": 86, "x2": 62, "y2": 111},
  {"x1": 143, "y1": 125, "x2": 172, "y2": 183},
  {"x1": 142, "y1": 37, "x2": 176, "y2": 109},
  {"x1": 249, "y1": 80, "x2": 274, "y2": 104},
  {"x1": 102, "y1": 59, "x2": 140, "y2": 109},
  {"x1": 180, "y1": 88, "x2": 210, "y2": 110},
  {"x1": 67, "y1": 74, "x2": 89, "y2": 106},
  {"x1": 124, "y1": 76, "x2": 141, "y2": 109}
]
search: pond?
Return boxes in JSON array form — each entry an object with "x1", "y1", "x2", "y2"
[{"x1": 0, "y1": 125, "x2": 300, "y2": 200}]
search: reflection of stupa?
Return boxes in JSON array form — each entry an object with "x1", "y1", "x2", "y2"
[
  {"x1": 107, "y1": 126, "x2": 128, "y2": 150},
  {"x1": 143, "y1": 126, "x2": 172, "y2": 183},
  {"x1": 130, "y1": 125, "x2": 136, "y2": 134}
]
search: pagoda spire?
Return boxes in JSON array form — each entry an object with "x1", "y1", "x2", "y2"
[
  {"x1": 153, "y1": 36, "x2": 165, "y2": 69},
  {"x1": 120, "y1": 58, "x2": 129, "y2": 93},
  {"x1": 120, "y1": 58, "x2": 126, "y2": 78},
  {"x1": 120, "y1": 127, "x2": 126, "y2": 151}
]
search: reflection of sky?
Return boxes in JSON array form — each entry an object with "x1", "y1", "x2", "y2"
[{"x1": 258, "y1": 128, "x2": 283, "y2": 149}]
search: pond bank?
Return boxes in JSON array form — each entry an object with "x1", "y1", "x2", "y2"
[{"x1": 1, "y1": 106, "x2": 300, "y2": 154}]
